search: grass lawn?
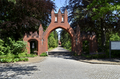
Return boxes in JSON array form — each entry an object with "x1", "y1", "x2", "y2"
[{"x1": 48, "y1": 47, "x2": 56, "y2": 51}]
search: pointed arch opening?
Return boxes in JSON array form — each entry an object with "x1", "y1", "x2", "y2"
[
  {"x1": 28, "y1": 39, "x2": 38, "y2": 55},
  {"x1": 43, "y1": 25, "x2": 75, "y2": 53}
]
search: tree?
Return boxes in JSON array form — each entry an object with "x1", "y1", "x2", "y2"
[
  {"x1": 87, "y1": 0, "x2": 120, "y2": 47},
  {"x1": 48, "y1": 30, "x2": 58, "y2": 48},
  {"x1": 87, "y1": 0, "x2": 120, "y2": 20},
  {"x1": 48, "y1": 37, "x2": 57, "y2": 48},
  {"x1": 110, "y1": 33, "x2": 120, "y2": 41},
  {"x1": 60, "y1": 29, "x2": 71, "y2": 51},
  {"x1": 62, "y1": 0, "x2": 120, "y2": 52},
  {"x1": 0, "y1": 0, "x2": 56, "y2": 40}
]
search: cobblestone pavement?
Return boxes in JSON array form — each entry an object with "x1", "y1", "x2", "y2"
[{"x1": 0, "y1": 47, "x2": 120, "y2": 79}]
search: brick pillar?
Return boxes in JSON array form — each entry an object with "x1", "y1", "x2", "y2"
[
  {"x1": 58, "y1": 9, "x2": 62, "y2": 23},
  {"x1": 27, "y1": 42, "x2": 30, "y2": 54},
  {"x1": 64, "y1": 9, "x2": 68, "y2": 23},
  {"x1": 92, "y1": 36, "x2": 97, "y2": 53},
  {"x1": 75, "y1": 25, "x2": 81, "y2": 55},
  {"x1": 51, "y1": 9, "x2": 55, "y2": 23},
  {"x1": 72, "y1": 35, "x2": 76, "y2": 52},
  {"x1": 89, "y1": 41, "x2": 93, "y2": 53}
]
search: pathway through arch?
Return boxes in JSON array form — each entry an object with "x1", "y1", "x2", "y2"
[{"x1": 48, "y1": 45, "x2": 72, "y2": 58}]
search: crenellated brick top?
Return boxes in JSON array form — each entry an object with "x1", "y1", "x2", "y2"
[
  {"x1": 23, "y1": 24, "x2": 44, "y2": 41},
  {"x1": 51, "y1": 9, "x2": 68, "y2": 23}
]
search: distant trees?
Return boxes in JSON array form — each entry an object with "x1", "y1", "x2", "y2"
[
  {"x1": 48, "y1": 30, "x2": 58, "y2": 48},
  {"x1": 60, "y1": 30, "x2": 71, "y2": 51}
]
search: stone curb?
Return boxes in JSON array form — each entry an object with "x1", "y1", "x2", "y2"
[
  {"x1": 78, "y1": 60, "x2": 120, "y2": 65},
  {"x1": 71, "y1": 56, "x2": 120, "y2": 65}
]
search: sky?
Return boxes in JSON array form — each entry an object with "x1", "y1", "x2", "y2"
[
  {"x1": 53, "y1": 0, "x2": 67, "y2": 40},
  {"x1": 53, "y1": 0, "x2": 66, "y2": 12}
]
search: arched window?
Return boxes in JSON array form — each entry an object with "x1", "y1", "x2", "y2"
[
  {"x1": 42, "y1": 39, "x2": 44, "y2": 45},
  {"x1": 29, "y1": 39, "x2": 38, "y2": 54},
  {"x1": 55, "y1": 16, "x2": 57, "y2": 22},
  {"x1": 32, "y1": 43, "x2": 35, "y2": 48},
  {"x1": 62, "y1": 15, "x2": 64, "y2": 22}
]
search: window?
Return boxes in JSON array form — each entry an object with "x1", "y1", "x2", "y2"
[
  {"x1": 32, "y1": 43, "x2": 34, "y2": 48},
  {"x1": 55, "y1": 16, "x2": 57, "y2": 22},
  {"x1": 42, "y1": 39, "x2": 44, "y2": 45},
  {"x1": 62, "y1": 15, "x2": 64, "y2": 22}
]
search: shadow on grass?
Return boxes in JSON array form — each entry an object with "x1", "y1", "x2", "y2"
[{"x1": 0, "y1": 64, "x2": 39, "y2": 79}]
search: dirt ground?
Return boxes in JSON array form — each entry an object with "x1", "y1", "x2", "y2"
[{"x1": 15, "y1": 56, "x2": 46, "y2": 64}]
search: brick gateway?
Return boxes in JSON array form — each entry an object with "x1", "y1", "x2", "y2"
[{"x1": 23, "y1": 9, "x2": 97, "y2": 55}]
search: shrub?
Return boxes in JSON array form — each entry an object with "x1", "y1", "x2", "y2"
[
  {"x1": 0, "y1": 57, "x2": 29, "y2": 63},
  {"x1": 18, "y1": 53, "x2": 27, "y2": 58},
  {"x1": 13, "y1": 58, "x2": 20, "y2": 62},
  {"x1": 3, "y1": 37, "x2": 27, "y2": 55},
  {"x1": 0, "y1": 37, "x2": 29, "y2": 63},
  {"x1": 110, "y1": 33, "x2": 120, "y2": 41},
  {"x1": 19, "y1": 58, "x2": 28, "y2": 61},
  {"x1": 0, "y1": 39, "x2": 6, "y2": 55},
  {"x1": 82, "y1": 40, "x2": 89, "y2": 54},
  {"x1": 40, "y1": 52, "x2": 48, "y2": 56}
]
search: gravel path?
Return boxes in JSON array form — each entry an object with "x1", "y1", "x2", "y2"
[{"x1": 0, "y1": 47, "x2": 120, "y2": 79}]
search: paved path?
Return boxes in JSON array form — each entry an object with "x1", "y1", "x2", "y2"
[{"x1": 0, "y1": 47, "x2": 120, "y2": 79}]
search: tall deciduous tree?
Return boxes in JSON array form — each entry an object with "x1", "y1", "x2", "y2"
[
  {"x1": 63, "y1": 0, "x2": 120, "y2": 52},
  {"x1": 0, "y1": 0, "x2": 56, "y2": 40},
  {"x1": 87, "y1": 0, "x2": 120, "y2": 46}
]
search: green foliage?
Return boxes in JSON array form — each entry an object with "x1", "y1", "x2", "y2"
[
  {"x1": 0, "y1": 57, "x2": 28, "y2": 63},
  {"x1": 101, "y1": 33, "x2": 120, "y2": 58},
  {"x1": 40, "y1": 52, "x2": 48, "y2": 57},
  {"x1": 60, "y1": 30, "x2": 72, "y2": 51},
  {"x1": 63, "y1": 0, "x2": 120, "y2": 57},
  {"x1": 109, "y1": 33, "x2": 120, "y2": 58},
  {"x1": 82, "y1": 41, "x2": 89, "y2": 54},
  {"x1": 48, "y1": 37, "x2": 57, "y2": 48},
  {"x1": 110, "y1": 33, "x2": 120, "y2": 41},
  {"x1": 18, "y1": 58, "x2": 28, "y2": 61},
  {"x1": 0, "y1": 37, "x2": 30, "y2": 63},
  {"x1": 0, "y1": 54, "x2": 28, "y2": 63},
  {"x1": 0, "y1": 0, "x2": 55, "y2": 40},
  {"x1": 8, "y1": 0, "x2": 16, "y2": 4},
  {"x1": 87, "y1": 0, "x2": 120, "y2": 20},
  {"x1": 48, "y1": 31, "x2": 58, "y2": 48},
  {"x1": 18, "y1": 52, "x2": 29, "y2": 58},
  {"x1": 0, "y1": 39, "x2": 6, "y2": 55},
  {"x1": 48, "y1": 47, "x2": 54, "y2": 51},
  {"x1": 65, "y1": 41, "x2": 71, "y2": 49},
  {"x1": 4, "y1": 37, "x2": 27, "y2": 55}
]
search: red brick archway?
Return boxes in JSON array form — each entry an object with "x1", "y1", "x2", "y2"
[
  {"x1": 23, "y1": 9, "x2": 97, "y2": 55},
  {"x1": 43, "y1": 9, "x2": 75, "y2": 53},
  {"x1": 43, "y1": 26, "x2": 75, "y2": 52}
]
